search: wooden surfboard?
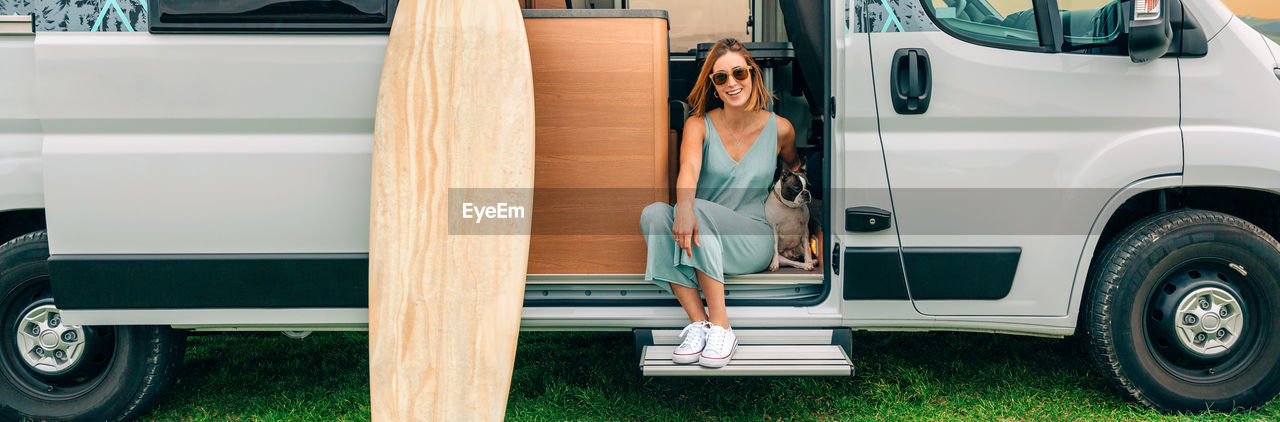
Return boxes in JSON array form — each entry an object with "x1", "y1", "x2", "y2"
[{"x1": 369, "y1": 0, "x2": 535, "y2": 420}]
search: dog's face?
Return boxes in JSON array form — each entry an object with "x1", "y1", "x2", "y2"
[{"x1": 776, "y1": 164, "x2": 812, "y2": 206}]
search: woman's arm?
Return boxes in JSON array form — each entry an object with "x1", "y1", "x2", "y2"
[
  {"x1": 777, "y1": 116, "x2": 802, "y2": 171},
  {"x1": 673, "y1": 116, "x2": 706, "y2": 257}
]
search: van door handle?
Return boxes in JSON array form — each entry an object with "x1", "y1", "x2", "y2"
[
  {"x1": 846, "y1": 207, "x2": 892, "y2": 232},
  {"x1": 890, "y1": 48, "x2": 931, "y2": 115}
]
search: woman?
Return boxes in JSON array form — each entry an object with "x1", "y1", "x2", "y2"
[{"x1": 639, "y1": 38, "x2": 801, "y2": 368}]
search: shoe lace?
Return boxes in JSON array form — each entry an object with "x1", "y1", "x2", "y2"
[
  {"x1": 705, "y1": 326, "x2": 727, "y2": 351},
  {"x1": 679, "y1": 322, "x2": 706, "y2": 347}
]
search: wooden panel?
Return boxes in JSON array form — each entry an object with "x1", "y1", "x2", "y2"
[
  {"x1": 532, "y1": 0, "x2": 568, "y2": 8},
  {"x1": 650, "y1": 17, "x2": 672, "y2": 207},
  {"x1": 528, "y1": 235, "x2": 646, "y2": 274},
  {"x1": 525, "y1": 16, "x2": 668, "y2": 274}
]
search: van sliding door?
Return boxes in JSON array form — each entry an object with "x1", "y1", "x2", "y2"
[
  {"x1": 827, "y1": 0, "x2": 916, "y2": 322},
  {"x1": 864, "y1": 0, "x2": 1180, "y2": 317}
]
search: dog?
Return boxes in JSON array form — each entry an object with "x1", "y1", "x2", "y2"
[{"x1": 765, "y1": 162, "x2": 814, "y2": 271}]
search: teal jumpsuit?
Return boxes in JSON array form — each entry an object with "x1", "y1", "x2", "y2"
[{"x1": 640, "y1": 112, "x2": 777, "y2": 294}]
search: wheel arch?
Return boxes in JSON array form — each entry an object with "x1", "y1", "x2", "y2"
[
  {"x1": 1070, "y1": 180, "x2": 1280, "y2": 333},
  {"x1": 0, "y1": 209, "x2": 46, "y2": 246}
]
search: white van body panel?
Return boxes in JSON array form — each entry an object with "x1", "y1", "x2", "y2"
[
  {"x1": 37, "y1": 33, "x2": 385, "y2": 255},
  {"x1": 1185, "y1": 0, "x2": 1236, "y2": 41},
  {"x1": 1181, "y1": 19, "x2": 1280, "y2": 191},
  {"x1": 0, "y1": 37, "x2": 45, "y2": 213},
  {"x1": 1267, "y1": 36, "x2": 1280, "y2": 63}
]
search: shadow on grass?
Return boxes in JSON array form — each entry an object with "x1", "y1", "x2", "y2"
[{"x1": 143, "y1": 330, "x2": 1279, "y2": 421}]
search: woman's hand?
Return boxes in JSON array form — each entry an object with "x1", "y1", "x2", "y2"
[{"x1": 672, "y1": 202, "x2": 700, "y2": 258}]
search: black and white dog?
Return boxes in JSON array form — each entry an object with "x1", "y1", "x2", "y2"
[{"x1": 765, "y1": 162, "x2": 814, "y2": 271}]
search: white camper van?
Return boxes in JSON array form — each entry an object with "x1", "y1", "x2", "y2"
[{"x1": 2, "y1": 0, "x2": 1279, "y2": 419}]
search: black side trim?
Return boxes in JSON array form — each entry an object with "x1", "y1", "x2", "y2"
[
  {"x1": 901, "y1": 247, "x2": 1020, "y2": 300},
  {"x1": 49, "y1": 254, "x2": 368, "y2": 309},
  {"x1": 842, "y1": 247, "x2": 909, "y2": 300},
  {"x1": 48, "y1": 253, "x2": 826, "y2": 309}
]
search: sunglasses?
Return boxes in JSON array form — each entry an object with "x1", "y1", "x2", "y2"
[{"x1": 710, "y1": 66, "x2": 752, "y2": 86}]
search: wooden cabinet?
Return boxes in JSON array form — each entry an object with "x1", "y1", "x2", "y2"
[
  {"x1": 523, "y1": 10, "x2": 672, "y2": 274},
  {"x1": 519, "y1": 0, "x2": 569, "y2": 8}
]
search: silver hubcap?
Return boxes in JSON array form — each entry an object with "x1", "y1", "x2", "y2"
[
  {"x1": 1174, "y1": 287, "x2": 1244, "y2": 357},
  {"x1": 14, "y1": 304, "x2": 87, "y2": 374}
]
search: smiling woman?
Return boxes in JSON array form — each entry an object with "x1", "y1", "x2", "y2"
[{"x1": 639, "y1": 37, "x2": 804, "y2": 369}]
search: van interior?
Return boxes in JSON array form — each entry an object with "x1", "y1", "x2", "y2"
[{"x1": 517, "y1": 0, "x2": 830, "y2": 307}]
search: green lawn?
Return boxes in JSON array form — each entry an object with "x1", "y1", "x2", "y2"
[
  {"x1": 1268, "y1": 34, "x2": 1280, "y2": 44},
  {"x1": 142, "y1": 331, "x2": 1280, "y2": 421}
]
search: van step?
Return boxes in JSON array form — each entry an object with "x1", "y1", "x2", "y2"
[{"x1": 635, "y1": 328, "x2": 854, "y2": 377}]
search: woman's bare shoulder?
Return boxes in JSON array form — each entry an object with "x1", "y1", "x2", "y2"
[
  {"x1": 775, "y1": 114, "x2": 795, "y2": 139},
  {"x1": 684, "y1": 114, "x2": 706, "y2": 131}
]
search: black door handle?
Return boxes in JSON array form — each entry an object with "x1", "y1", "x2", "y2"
[
  {"x1": 891, "y1": 48, "x2": 931, "y2": 115},
  {"x1": 908, "y1": 50, "x2": 920, "y2": 97},
  {"x1": 846, "y1": 207, "x2": 892, "y2": 232}
]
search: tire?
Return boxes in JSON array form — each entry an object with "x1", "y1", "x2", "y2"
[
  {"x1": 0, "y1": 230, "x2": 187, "y2": 421},
  {"x1": 1085, "y1": 210, "x2": 1280, "y2": 412}
]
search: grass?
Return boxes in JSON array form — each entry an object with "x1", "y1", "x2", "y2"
[{"x1": 141, "y1": 330, "x2": 1280, "y2": 421}]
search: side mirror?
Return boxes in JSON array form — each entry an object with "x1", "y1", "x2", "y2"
[{"x1": 1128, "y1": 0, "x2": 1174, "y2": 63}]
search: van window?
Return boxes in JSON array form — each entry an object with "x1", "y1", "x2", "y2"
[
  {"x1": 924, "y1": 0, "x2": 1040, "y2": 49},
  {"x1": 151, "y1": 0, "x2": 394, "y2": 33},
  {"x1": 629, "y1": 0, "x2": 751, "y2": 53},
  {"x1": 858, "y1": 0, "x2": 938, "y2": 33},
  {"x1": 1059, "y1": 0, "x2": 1126, "y2": 54}
]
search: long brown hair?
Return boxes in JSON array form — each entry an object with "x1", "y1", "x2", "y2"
[{"x1": 687, "y1": 38, "x2": 772, "y2": 117}]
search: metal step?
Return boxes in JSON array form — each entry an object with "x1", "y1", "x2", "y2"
[
  {"x1": 524, "y1": 270, "x2": 824, "y2": 301},
  {"x1": 635, "y1": 328, "x2": 854, "y2": 377}
]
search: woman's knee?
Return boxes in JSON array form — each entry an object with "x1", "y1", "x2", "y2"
[{"x1": 639, "y1": 202, "x2": 673, "y2": 231}]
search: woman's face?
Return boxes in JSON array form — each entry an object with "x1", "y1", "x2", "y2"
[{"x1": 711, "y1": 52, "x2": 753, "y2": 109}]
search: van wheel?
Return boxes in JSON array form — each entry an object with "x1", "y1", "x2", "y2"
[
  {"x1": 0, "y1": 230, "x2": 187, "y2": 421},
  {"x1": 1086, "y1": 210, "x2": 1280, "y2": 411}
]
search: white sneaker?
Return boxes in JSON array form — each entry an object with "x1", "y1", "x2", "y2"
[
  {"x1": 698, "y1": 324, "x2": 737, "y2": 368},
  {"x1": 672, "y1": 320, "x2": 711, "y2": 364}
]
